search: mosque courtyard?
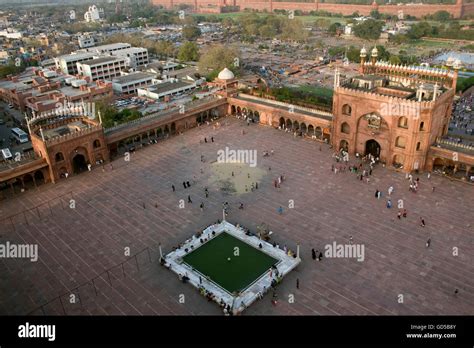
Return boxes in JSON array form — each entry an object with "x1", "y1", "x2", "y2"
[{"x1": 0, "y1": 116, "x2": 473, "y2": 315}]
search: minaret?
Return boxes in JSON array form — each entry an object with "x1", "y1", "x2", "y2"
[
  {"x1": 371, "y1": 46, "x2": 378, "y2": 66},
  {"x1": 334, "y1": 67, "x2": 340, "y2": 89},
  {"x1": 359, "y1": 46, "x2": 367, "y2": 74},
  {"x1": 452, "y1": 59, "x2": 461, "y2": 91},
  {"x1": 433, "y1": 83, "x2": 439, "y2": 101},
  {"x1": 417, "y1": 83, "x2": 425, "y2": 102}
]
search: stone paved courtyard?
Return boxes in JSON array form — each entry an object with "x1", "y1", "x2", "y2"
[{"x1": 1, "y1": 116, "x2": 473, "y2": 315}]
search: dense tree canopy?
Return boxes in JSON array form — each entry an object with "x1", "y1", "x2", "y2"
[
  {"x1": 182, "y1": 25, "x2": 201, "y2": 41},
  {"x1": 96, "y1": 101, "x2": 142, "y2": 129},
  {"x1": 178, "y1": 42, "x2": 200, "y2": 62},
  {"x1": 353, "y1": 19, "x2": 384, "y2": 40},
  {"x1": 198, "y1": 44, "x2": 241, "y2": 80}
]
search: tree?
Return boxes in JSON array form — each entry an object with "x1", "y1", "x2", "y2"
[
  {"x1": 259, "y1": 24, "x2": 277, "y2": 38},
  {"x1": 178, "y1": 42, "x2": 200, "y2": 62},
  {"x1": 96, "y1": 101, "x2": 142, "y2": 129},
  {"x1": 407, "y1": 22, "x2": 433, "y2": 40},
  {"x1": 432, "y1": 10, "x2": 451, "y2": 21},
  {"x1": 154, "y1": 40, "x2": 177, "y2": 59},
  {"x1": 182, "y1": 25, "x2": 201, "y2": 41},
  {"x1": 370, "y1": 10, "x2": 381, "y2": 19},
  {"x1": 328, "y1": 22, "x2": 342, "y2": 35},
  {"x1": 222, "y1": 17, "x2": 234, "y2": 29},
  {"x1": 280, "y1": 18, "x2": 308, "y2": 42},
  {"x1": 353, "y1": 19, "x2": 384, "y2": 40},
  {"x1": 198, "y1": 44, "x2": 241, "y2": 80},
  {"x1": 389, "y1": 55, "x2": 402, "y2": 65},
  {"x1": 314, "y1": 18, "x2": 331, "y2": 29}
]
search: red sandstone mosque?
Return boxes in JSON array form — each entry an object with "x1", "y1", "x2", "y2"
[{"x1": 1, "y1": 51, "x2": 473, "y2": 195}]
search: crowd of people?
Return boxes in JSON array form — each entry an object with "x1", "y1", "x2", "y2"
[{"x1": 449, "y1": 94, "x2": 473, "y2": 141}]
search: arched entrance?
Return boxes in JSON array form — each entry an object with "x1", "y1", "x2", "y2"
[
  {"x1": 34, "y1": 170, "x2": 45, "y2": 185},
  {"x1": 279, "y1": 117, "x2": 285, "y2": 128},
  {"x1": 231, "y1": 105, "x2": 236, "y2": 114},
  {"x1": 300, "y1": 123, "x2": 307, "y2": 134},
  {"x1": 72, "y1": 153, "x2": 87, "y2": 174},
  {"x1": 71, "y1": 146, "x2": 89, "y2": 175},
  {"x1": 315, "y1": 127, "x2": 322, "y2": 139},
  {"x1": 254, "y1": 111, "x2": 260, "y2": 123},
  {"x1": 23, "y1": 174, "x2": 35, "y2": 190},
  {"x1": 340, "y1": 140, "x2": 349, "y2": 152},
  {"x1": 365, "y1": 139, "x2": 381, "y2": 157}
]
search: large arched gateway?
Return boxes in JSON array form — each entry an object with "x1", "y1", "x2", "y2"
[
  {"x1": 365, "y1": 139, "x2": 381, "y2": 157},
  {"x1": 71, "y1": 147, "x2": 90, "y2": 174}
]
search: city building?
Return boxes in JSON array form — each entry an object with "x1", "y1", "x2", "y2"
[
  {"x1": 84, "y1": 5, "x2": 103, "y2": 23},
  {"x1": 77, "y1": 56, "x2": 128, "y2": 81},
  {"x1": 111, "y1": 47, "x2": 149, "y2": 69},
  {"x1": 24, "y1": 80, "x2": 113, "y2": 115},
  {"x1": 81, "y1": 42, "x2": 131, "y2": 55},
  {"x1": 137, "y1": 80, "x2": 197, "y2": 100},
  {"x1": 54, "y1": 52, "x2": 96, "y2": 75},
  {"x1": 112, "y1": 72, "x2": 157, "y2": 95},
  {"x1": 78, "y1": 35, "x2": 95, "y2": 49}
]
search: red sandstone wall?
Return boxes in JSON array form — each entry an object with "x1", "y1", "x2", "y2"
[{"x1": 152, "y1": 0, "x2": 470, "y2": 18}]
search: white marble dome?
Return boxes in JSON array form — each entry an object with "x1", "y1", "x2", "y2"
[{"x1": 218, "y1": 67, "x2": 235, "y2": 80}]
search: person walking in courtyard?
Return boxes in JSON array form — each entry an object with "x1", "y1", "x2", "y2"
[
  {"x1": 403, "y1": 209, "x2": 407, "y2": 218},
  {"x1": 397, "y1": 211, "x2": 402, "y2": 219},
  {"x1": 211, "y1": 137, "x2": 214, "y2": 142},
  {"x1": 420, "y1": 217, "x2": 425, "y2": 227},
  {"x1": 318, "y1": 251, "x2": 323, "y2": 261},
  {"x1": 172, "y1": 184, "x2": 175, "y2": 192},
  {"x1": 278, "y1": 206, "x2": 283, "y2": 215},
  {"x1": 186, "y1": 181, "x2": 191, "y2": 188},
  {"x1": 426, "y1": 238, "x2": 431, "y2": 248},
  {"x1": 204, "y1": 137, "x2": 207, "y2": 143},
  {"x1": 387, "y1": 199, "x2": 392, "y2": 209},
  {"x1": 188, "y1": 195, "x2": 192, "y2": 204},
  {"x1": 200, "y1": 202, "x2": 204, "y2": 211},
  {"x1": 296, "y1": 278, "x2": 299, "y2": 289},
  {"x1": 312, "y1": 248, "x2": 316, "y2": 260},
  {"x1": 388, "y1": 186, "x2": 394, "y2": 196},
  {"x1": 183, "y1": 181, "x2": 186, "y2": 189}
]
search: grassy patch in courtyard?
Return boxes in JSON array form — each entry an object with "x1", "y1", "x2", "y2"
[{"x1": 183, "y1": 232, "x2": 278, "y2": 293}]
